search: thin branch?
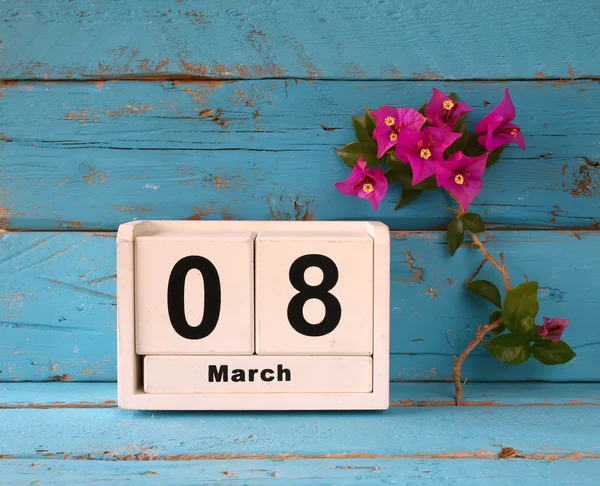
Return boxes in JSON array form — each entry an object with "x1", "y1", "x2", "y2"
[
  {"x1": 466, "y1": 258, "x2": 487, "y2": 286},
  {"x1": 470, "y1": 233, "x2": 512, "y2": 292},
  {"x1": 453, "y1": 317, "x2": 503, "y2": 405}
]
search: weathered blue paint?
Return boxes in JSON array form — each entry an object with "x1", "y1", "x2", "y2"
[
  {"x1": 2, "y1": 0, "x2": 599, "y2": 480},
  {"x1": 0, "y1": 231, "x2": 596, "y2": 382},
  {"x1": 4, "y1": 458, "x2": 600, "y2": 485},
  {"x1": 2, "y1": 382, "x2": 599, "y2": 408},
  {"x1": 0, "y1": 80, "x2": 599, "y2": 230},
  {"x1": 0, "y1": 403, "x2": 598, "y2": 459},
  {"x1": 1, "y1": 0, "x2": 599, "y2": 80}
]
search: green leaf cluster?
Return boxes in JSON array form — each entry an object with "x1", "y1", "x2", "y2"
[
  {"x1": 464, "y1": 279, "x2": 576, "y2": 366},
  {"x1": 446, "y1": 212, "x2": 484, "y2": 256}
]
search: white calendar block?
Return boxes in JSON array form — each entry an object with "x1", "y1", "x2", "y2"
[
  {"x1": 118, "y1": 220, "x2": 390, "y2": 410},
  {"x1": 135, "y1": 231, "x2": 255, "y2": 355},
  {"x1": 255, "y1": 232, "x2": 374, "y2": 355},
  {"x1": 144, "y1": 355, "x2": 373, "y2": 394}
]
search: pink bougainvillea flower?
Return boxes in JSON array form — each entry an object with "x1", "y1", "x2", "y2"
[
  {"x1": 538, "y1": 317, "x2": 570, "y2": 343},
  {"x1": 395, "y1": 127, "x2": 462, "y2": 185},
  {"x1": 371, "y1": 106, "x2": 425, "y2": 158},
  {"x1": 334, "y1": 157, "x2": 389, "y2": 210},
  {"x1": 475, "y1": 89, "x2": 526, "y2": 152},
  {"x1": 435, "y1": 151, "x2": 488, "y2": 211},
  {"x1": 425, "y1": 88, "x2": 474, "y2": 130}
]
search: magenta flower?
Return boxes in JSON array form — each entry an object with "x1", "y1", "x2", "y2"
[
  {"x1": 538, "y1": 317, "x2": 570, "y2": 343},
  {"x1": 334, "y1": 157, "x2": 389, "y2": 210},
  {"x1": 435, "y1": 152, "x2": 488, "y2": 211},
  {"x1": 475, "y1": 89, "x2": 526, "y2": 152},
  {"x1": 396, "y1": 127, "x2": 462, "y2": 185},
  {"x1": 426, "y1": 88, "x2": 474, "y2": 130},
  {"x1": 371, "y1": 106, "x2": 425, "y2": 158}
]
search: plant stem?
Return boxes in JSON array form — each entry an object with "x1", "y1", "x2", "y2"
[
  {"x1": 470, "y1": 232, "x2": 512, "y2": 292},
  {"x1": 453, "y1": 317, "x2": 503, "y2": 406},
  {"x1": 453, "y1": 232, "x2": 512, "y2": 405}
]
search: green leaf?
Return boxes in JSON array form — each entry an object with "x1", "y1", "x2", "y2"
[
  {"x1": 462, "y1": 132, "x2": 487, "y2": 157},
  {"x1": 447, "y1": 219, "x2": 464, "y2": 256},
  {"x1": 445, "y1": 117, "x2": 468, "y2": 156},
  {"x1": 387, "y1": 153, "x2": 413, "y2": 187},
  {"x1": 351, "y1": 110, "x2": 377, "y2": 145},
  {"x1": 460, "y1": 212, "x2": 485, "y2": 233},
  {"x1": 418, "y1": 103, "x2": 427, "y2": 116},
  {"x1": 334, "y1": 141, "x2": 380, "y2": 168},
  {"x1": 489, "y1": 310, "x2": 505, "y2": 335},
  {"x1": 412, "y1": 175, "x2": 438, "y2": 191},
  {"x1": 365, "y1": 107, "x2": 376, "y2": 138},
  {"x1": 485, "y1": 334, "x2": 532, "y2": 365},
  {"x1": 486, "y1": 145, "x2": 506, "y2": 168},
  {"x1": 351, "y1": 116, "x2": 372, "y2": 144},
  {"x1": 502, "y1": 282, "x2": 539, "y2": 334},
  {"x1": 387, "y1": 153, "x2": 438, "y2": 191},
  {"x1": 532, "y1": 340, "x2": 576, "y2": 365},
  {"x1": 448, "y1": 92, "x2": 458, "y2": 102},
  {"x1": 467, "y1": 280, "x2": 502, "y2": 308},
  {"x1": 395, "y1": 189, "x2": 422, "y2": 210}
]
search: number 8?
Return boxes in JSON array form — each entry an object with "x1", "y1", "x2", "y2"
[{"x1": 287, "y1": 254, "x2": 342, "y2": 337}]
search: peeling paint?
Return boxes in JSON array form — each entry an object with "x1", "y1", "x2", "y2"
[
  {"x1": 104, "y1": 103, "x2": 152, "y2": 119},
  {"x1": 64, "y1": 110, "x2": 96, "y2": 124},
  {"x1": 84, "y1": 168, "x2": 109, "y2": 186},
  {"x1": 185, "y1": 204, "x2": 217, "y2": 220},
  {"x1": 413, "y1": 67, "x2": 442, "y2": 80},
  {"x1": 404, "y1": 251, "x2": 424, "y2": 282}
]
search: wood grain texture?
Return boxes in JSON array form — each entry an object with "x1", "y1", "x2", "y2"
[
  {"x1": 1, "y1": 80, "x2": 599, "y2": 231},
  {"x1": 0, "y1": 231, "x2": 596, "y2": 382},
  {"x1": 4, "y1": 458, "x2": 600, "y2": 485},
  {"x1": 1, "y1": 382, "x2": 599, "y2": 408},
  {"x1": 1, "y1": 0, "x2": 599, "y2": 80},
  {"x1": 0, "y1": 404, "x2": 598, "y2": 459}
]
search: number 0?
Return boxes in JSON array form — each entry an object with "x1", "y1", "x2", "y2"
[{"x1": 167, "y1": 256, "x2": 221, "y2": 340}]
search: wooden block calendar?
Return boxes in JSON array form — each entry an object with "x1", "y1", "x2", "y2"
[{"x1": 117, "y1": 220, "x2": 390, "y2": 410}]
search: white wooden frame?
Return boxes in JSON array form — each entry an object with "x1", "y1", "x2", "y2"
[{"x1": 117, "y1": 220, "x2": 390, "y2": 410}]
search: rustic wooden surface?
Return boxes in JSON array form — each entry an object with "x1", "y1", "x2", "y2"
[
  {"x1": 0, "y1": 231, "x2": 596, "y2": 382},
  {"x1": 0, "y1": 80, "x2": 599, "y2": 230},
  {"x1": 4, "y1": 458, "x2": 600, "y2": 485},
  {"x1": 1, "y1": 0, "x2": 599, "y2": 80},
  {"x1": 1, "y1": 0, "x2": 599, "y2": 483},
  {"x1": 1, "y1": 383, "x2": 599, "y2": 484}
]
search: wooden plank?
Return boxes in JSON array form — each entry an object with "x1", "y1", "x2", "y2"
[
  {"x1": 4, "y1": 458, "x2": 600, "y2": 485},
  {"x1": 0, "y1": 405, "x2": 598, "y2": 459},
  {"x1": 0, "y1": 80, "x2": 599, "y2": 231},
  {"x1": 0, "y1": 231, "x2": 597, "y2": 382},
  {"x1": 1, "y1": 0, "x2": 598, "y2": 80},
  {"x1": 1, "y1": 383, "x2": 599, "y2": 408}
]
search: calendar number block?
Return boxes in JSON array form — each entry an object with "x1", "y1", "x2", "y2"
[
  {"x1": 255, "y1": 232, "x2": 374, "y2": 355},
  {"x1": 144, "y1": 355, "x2": 373, "y2": 394},
  {"x1": 135, "y1": 231, "x2": 255, "y2": 355}
]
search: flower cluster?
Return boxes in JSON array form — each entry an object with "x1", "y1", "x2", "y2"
[
  {"x1": 332, "y1": 89, "x2": 575, "y2": 403},
  {"x1": 334, "y1": 88, "x2": 525, "y2": 211}
]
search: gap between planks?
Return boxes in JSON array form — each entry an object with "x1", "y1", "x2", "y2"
[
  {"x1": 2, "y1": 75, "x2": 600, "y2": 84},
  {"x1": 0, "y1": 451, "x2": 598, "y2": 461}
]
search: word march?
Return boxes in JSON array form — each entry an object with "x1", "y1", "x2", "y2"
[{"x1": 208, "y1": 364, "x2": 292, "y2": 383}]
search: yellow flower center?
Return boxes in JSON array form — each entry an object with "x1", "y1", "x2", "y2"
[
  {"x1": 384, "y1": 116, "x2": 395, "y2": 126},
  {"x1": 454, "y1": 174, "x2": 465, "y2": 185},
  {"x1": 362, "y1": 183, "x2": 374, "y2": 194},
  {"x1": 389, "y1": 133, "x2": 398, "y2": 141},
  {"x1": 420, "y1": 148, "x2": 432, "y2": 159},
  {"x1": 443, "y1": 99, "x2": 455, "y2": 110},
  {"x1": 510, "y1": 128, "x2": 518, "y2": 137}
]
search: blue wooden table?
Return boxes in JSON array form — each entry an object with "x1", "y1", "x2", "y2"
[{"x1": 1, "y1": 1, "x2": 599, "y2": 483}]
